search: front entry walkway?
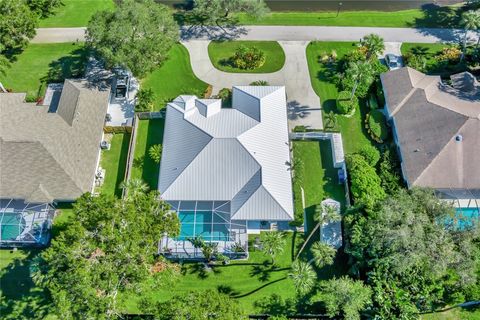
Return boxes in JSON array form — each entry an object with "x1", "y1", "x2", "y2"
[{"x1": 181, "y1": 40, "x2": 323, "y2": 129}]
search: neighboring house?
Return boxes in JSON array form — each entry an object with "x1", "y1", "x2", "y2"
[
  {"x1": 158, "y1": 86, "x2": 293, "y2": 258},
  {"x1": 0, "y1": 79, "x2": 110, "y2": 246},
  {"x1": 381, "y1": 67, "x2": 480, "y2": 209}
]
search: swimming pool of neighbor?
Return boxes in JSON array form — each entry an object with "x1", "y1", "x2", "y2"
[
  {"x1": 453, "y1": 207, "x2": 479, "y2": 229},
  {"x1": 0, "y1": 212, "x2": 26, "y2": 241},
  {"x1": 177, "y1": 210, "x2": 230, "y2": 241}
]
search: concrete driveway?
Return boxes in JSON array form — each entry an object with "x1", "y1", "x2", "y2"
[{"x1": 182, "y1": 40, "x2": 323, "y2": 129}]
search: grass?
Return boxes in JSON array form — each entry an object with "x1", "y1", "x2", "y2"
[
  {"x1": 421, "y1": 307, "x2": 480, "y2": 320},
  {"x1": 141, "y1": 44, "x2": 209, "y2": 111},
  {"x1": 208, "y1": 41, "x2": 285, "y2": 73},
  {"x1": 98, "y1": 133, "x2": 131, "y2": 198},
  {"x1": 400, "y1": 42, "x2": 469, "y2": 77},
  {"x1": 292, "y1": 141, "x2": 346, "y2": 227},
  {"x1": 2, "y1": 43, "x2": 87, "y2": 99},
  {"x1": 131, "y1": 119, "x2": 165, "y2": 190},
  {"x1": 305, "y1": 41, "x2": 374, "y2": 154},
  {"x1": 121, "y1": 231, "x2": 346, "y2": 314},
  {"x1": 236, "y1": 5, "x2": 464, "y2": 28},
  {"x1": 38, "y1": 0, "x2": 115, "y2": 28}
]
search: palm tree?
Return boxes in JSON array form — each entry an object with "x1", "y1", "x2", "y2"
[
  {"x1": 309, "y1": 241, "x2": 336, "y2": 268},
  {"x1": 295, "y1": 203, "x2": 341, "y2": 260},
  {"x1": 288, "y1": 260, "x2": 316, "y2": 295},
  {"x1": 187, "y1": 236, "x2": 205, "y2": 257},
  {"x1": 120, "y1": 178, "x2": 149, "y2": 199},
  {"x1": 460, "y1": 10, "x2": 480, "y2": 61},
  {"x1": 347, "y1": 61, "x2": 374, "y2": 101},
  {"x1": 361, "y1": 34, "x2": 385, "y2": 59},
  {"x1": 261, "y1": 232, "x2": 286, "y2": 265}
]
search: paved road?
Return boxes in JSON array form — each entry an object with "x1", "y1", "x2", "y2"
[
  {"x1": 182, "y1": 40, "x2": 323, "y2": 129},
  {"x1": 32, "y1": 25, "x2": 479, "y2": 43}
]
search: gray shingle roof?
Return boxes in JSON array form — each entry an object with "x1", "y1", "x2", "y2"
[
  {"x1": 0, "y1": 79, "x2": 110, "y2": 202},
  {"x1": 159, "y1": 86, "x2": 293, "y2": 221},
  {"x1": 381, "y1": 67, "x2": 480, "y2": 189}
]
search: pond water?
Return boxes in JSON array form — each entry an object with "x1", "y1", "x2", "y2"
[{"x1": 159, "y1": 0, "x2": 464, "y2": 12}]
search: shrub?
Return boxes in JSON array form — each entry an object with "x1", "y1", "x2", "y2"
[
  {"x1": 203, "y1": 84, "x2": 213, "y2": 98},
  {"x1": 358, "y1": 145, "x2": 380, "y2": 166},
  {"x1": 404, "y1": 52, "x2": 428, "y2": 72},
  {"x1": 217, "y1": 88, "x2": 232, "y2": 108},
  {"x1": 378, "y1": 149, "x2": 403, "y2": 194},
  {"x1": 324, "y1": 111, "x2": 338, "y2": 131},
  {"x1": 250, "y1": 80, "x2": 269, "y2": 86},
  {"x1": 293, "y1": 125, "x2": 307, "y2": 132},
  {"x1": 148, "y1": 144, "x2": 162, "y2": 164},
  {"x1": 336, "y1": 91, "x2": 358, "y2": 115},
  {"x1": 437, "y1": 46, "x2": 461, "y2": 64},
  {"x1": 365, "y1": 109, "x2": 388, "y2": 142},
  {"x1": 346, "y1": 154, "x2": 386, "y2": 209},
  {"x1": 135, "y1": 88, "x2": 155, "y2": 112},
  {"x1": 368, "y1": 93, "x2": 379, "y2": 110},
  {"x1": 231, "y1": 45, "x2": 265, "y2": 70}
]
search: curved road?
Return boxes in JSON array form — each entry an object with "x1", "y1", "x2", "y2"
[{"x1": 31, "y1": 25, "x2": 479, "y2": 130}]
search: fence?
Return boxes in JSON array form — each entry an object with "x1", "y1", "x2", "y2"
[
  {"x1": 121, "y1": 115, "x2": 140, "y2": 198},
  {"x1": 136, "y1": 111, "x2": 163, "y2": 120}
]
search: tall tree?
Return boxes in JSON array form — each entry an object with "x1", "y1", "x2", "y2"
[
  {"x1": 86, "y1": 0, "x2": 179, "y2": 77},
  {"x1": 0, "y1": 0, "x2": 37, "y2": 51},
  {"x1": 309, "y1": 241, "x2": 336, "y2": 269},
  {"x1": 32, "y1": 191, "x2": 180, "y2": 319},
  {"x1": 360, "y1": 33, "x2": 385, "y2": 59},
  {"x1": 189, "y1": 0, "x2": 269, "y2": 28},
  {"x1": 0, "y1": 45, "x2": 10, "y2": 78},
  {"x1": 261, "y1": 232, "x2": 285, "y2": 265},
  {"x1": 460, "y1": 10, "x2": 480, "y2": 60},
  {"x1": 26, "y1": 0, "x2": 62, "y2": 18},
  {"x1": 288, "y1": 260, "x2": 316, "y2": 295},
  {"x1": 344, "y1": 61, "x2": 375, "y2": 100},
  {"x1": 141, "y1": 290, "x2": 247, "y2": 320},
  {"x1": 344, "y1": 188, "x2": 480, "y2": 317},
  {"x1": 312, "y1": 277, "x2": 372, "y2": 320},
  {"x1": 295, "y1": 203, "x2": 341, "y2": 260}
]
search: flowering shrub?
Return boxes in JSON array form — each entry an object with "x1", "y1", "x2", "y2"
[
  {"x1": 436, "y1": 47, "x2": 461, "y2": 63},
  {"x1": 231, "y1": 45, "x2": 265, "y2": 70}
]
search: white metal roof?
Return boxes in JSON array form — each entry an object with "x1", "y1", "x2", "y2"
[{"x1": 159, "y1": 86, "x2": 293, "y2": 221}]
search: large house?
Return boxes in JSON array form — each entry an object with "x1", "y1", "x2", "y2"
[
  {"x1": 381, "y1": 67, "x2": 480, "y2": 205},
  {"x1": 0, "y1": 79, "x2": 110, "y2": 245},
  {"x1": 158, "y1": 86, "x2": 293, "y2": 258}
]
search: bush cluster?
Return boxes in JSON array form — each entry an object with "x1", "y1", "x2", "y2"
[
  {"x1": 231, "y1": 45, "x2": 266, "y2": 70},
  {"x1": 365, "y1": 110, "x2": 388, "y2": 143},
  {"x1": 336, "y1": 91, "x2": 358, "y2": 115}
]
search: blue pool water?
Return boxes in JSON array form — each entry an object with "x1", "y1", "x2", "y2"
[
  {"x1": 177, "y1": 211, "x2": 230, "y2": 241},
  {"x1": 453, "y1": 207, "x2": 479, "y2": 229}
]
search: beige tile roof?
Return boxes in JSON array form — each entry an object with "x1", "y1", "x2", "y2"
[
  {"x1": 0, "y1": 79, "x2": 110, "y2": 202},
  {"x1": 381, "y1": 67, "x2": 480, "y2": 190}
]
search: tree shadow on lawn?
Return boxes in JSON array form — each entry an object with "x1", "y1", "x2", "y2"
[
  {"x1": 249, "y1": 264, "x2": 290, "y2": 283},
  {"x1": 41, "y1": 47, "x2": 89, "y2": 84},
  {"x1": 0, "y1": 250, "x2": 51, "y2": 319},
  {"x1": 232, "y1": 277, "x2": 288, "y2": 299},
  {"x1": 183, "y1": 262, "x2": 222, "y2": 280},
  {"x1": 114, "y1": 133, "x2": 131, "y2": 198},
  {"x1": 216, "y1": 284, "x2": 240, "y2": 297},
  {"x1": 141, "y1": 119, "x2": 165, "y2": 190}
]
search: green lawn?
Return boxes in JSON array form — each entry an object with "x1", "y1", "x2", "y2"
[
  {"x1": 236, "y1": 5, "x2": 463, "y2": 28},
  {"x1": 39, "y1": 0, "x2": 115, "y2": 28},
  {"x1": 98, "y1": 133, "x2": 131, "y2": 198},
  {"x1": 122, "y1": 232, "x2": 298, "y2": 314},
  {"x1": 421, "y1": 307, "x2": 480, "y2": 320},
  {"x1": 1, "y1": 43, "x2": 87, "y2": 99},
  {"x1": 306, "y1": 41, "x2": 374, "y2": 154},
  {"x1": 131, "y1": 119, "x2": 165, "y2": 190},
  {"x1": 292, "y1": 141, "x2": 346, "y2": 229},
  {"x1": 400, "y1": 42, "x2": 469, "y2": 77},
  {"x1": 141, "y1": 44, "x2": 209, "y2": 111},
  {"x1": 208, "y1": 41, "x2": 285, "y2": 73}
]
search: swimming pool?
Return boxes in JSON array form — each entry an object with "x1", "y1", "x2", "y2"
[
  {"x1": 453, "y1": 207, "x2": 479, "y2": 229},
  {"x1": 0, "y1": 212, "x2": 26, "y2": 241},
  {"x1": 177, "y1": 210, "x2": 230, "y2": 241}
]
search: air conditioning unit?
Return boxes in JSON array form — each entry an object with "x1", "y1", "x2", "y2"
[{"x1": 100, "y1": 141, "x2": 110, "y2": 150}]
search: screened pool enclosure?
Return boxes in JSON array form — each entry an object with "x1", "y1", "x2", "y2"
[
  {"x1": 0, "y1": 199, "x2": 54, "y2": 246},
  {"x1": 159, "y1": 201, "x2": 248, "y2": 259}
]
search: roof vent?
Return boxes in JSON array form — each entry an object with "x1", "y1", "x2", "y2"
[{"x1": 455, "y1": 135, "x2": 463, "y2": 142}]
